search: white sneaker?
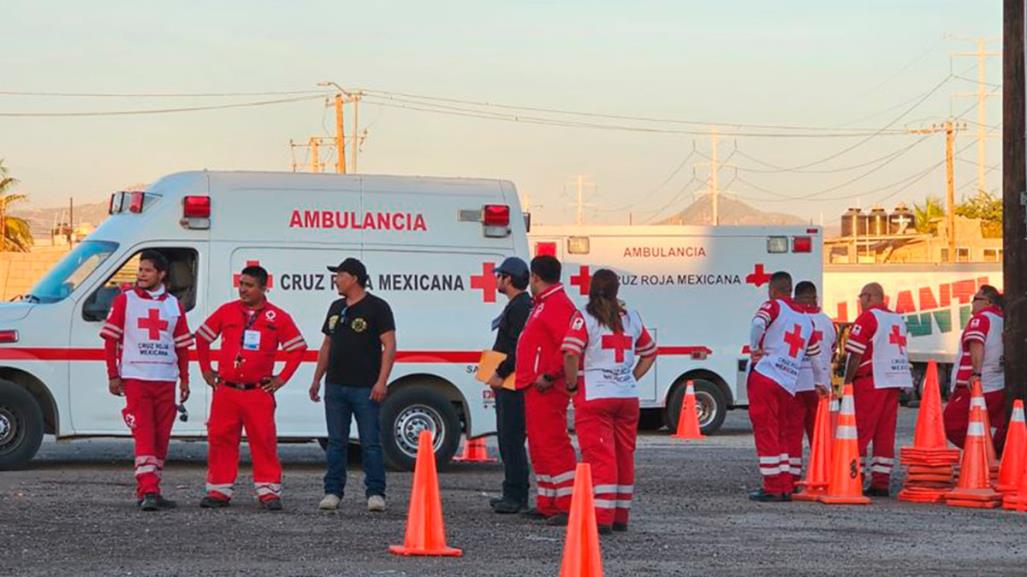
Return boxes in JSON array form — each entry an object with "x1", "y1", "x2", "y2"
[
  {"x1": 367, "y1": 495, "x2": 386, "y2": 512},
  {"x1": 319, "y1": 494, "x2": 341, "y2": 510}
]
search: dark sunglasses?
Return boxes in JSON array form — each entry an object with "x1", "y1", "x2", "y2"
[{"x1": 972, "y1": 296, "x2": 989, "y2": 303}]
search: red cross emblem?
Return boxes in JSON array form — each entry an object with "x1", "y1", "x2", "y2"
[
  {"x1": 470, "y1": 262, "x2": 498, "y2": 303},
  {"x1": 783, "y1": 323, "x2": 806, "y2": 358},
  {"x1": 233, "y1": 260, "x2": 274, "y2": 288},
  {"x1": 745, "y1": 263, "x2": 771, "y2": 288},
  {"x1": 601, "y1": 333, "x2": 634, "y2": 363},
  {"x1": 137, "y1": 308, "x2": 168, "y2": 341},
  {"x1": 889, "y1": 324, "x2": 907, "y2": 354},
  {"x1": 570, "y1": 265, "x2": 592, "y2": 295}
]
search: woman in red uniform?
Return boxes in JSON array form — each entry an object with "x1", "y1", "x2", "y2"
[{"x1": 562, "y1": 269, "x2": 656, "y2": 535}]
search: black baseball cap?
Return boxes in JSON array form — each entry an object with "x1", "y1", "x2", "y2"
[{"x1": 327, "y1": 257, "x2": 369, "y2": 285}]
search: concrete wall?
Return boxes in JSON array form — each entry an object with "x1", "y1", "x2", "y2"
[{"x1": 0, "y1": 246, "x2": 69, "y2": 301}]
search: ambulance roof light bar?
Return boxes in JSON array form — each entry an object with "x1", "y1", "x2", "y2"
[
  {"x1": 482, "y1": 204, "x2": 510, "y2": 238},
  {"x1": 181, "y1": 196, "x2": 211, "y2": 230}
]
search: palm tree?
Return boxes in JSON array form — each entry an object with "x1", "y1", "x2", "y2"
[
  {"x1": 913, "y1": 196, "x2": 945, "y2": 235},
  {"x1": 0, "y1": 160, "x2": 33, "y2": 252}
]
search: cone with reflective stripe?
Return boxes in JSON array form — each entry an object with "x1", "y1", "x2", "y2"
[
  {"x1": 794, "y1": 394, "x2": 833, "y2": 501},
  {"x1": 898, "y1": 360, "x2": 959, "y2": 503},
  {"x1": 558, "y1": 462, "x2": 604, "y2": 577},
  {"x1": 389, "y1": 430, "x2": 462, "y2": 557},
  {"x1": 819, "y1": 384, "x2": 870, "y2": 505},
  {"x1": 997, "y1": 400, "x2": 1026, "y2": 494},
  {"x1": 1002, "y1": 430, "x2": 1027, "y2": 511},
  {"x1": 944, "y1": 406, "x2": 1001, "y2": 509},
  {"x1": 671, "y1": 381, "x2": 705, "y2": 440},
  {"x1": 452, "y1": 436, "x2": 497, "y2": 463},
  {"x1": 968, "y1": 378, "x2": 998, "y2": 482},
  {"x1": 912, "y1": 360, "x2": 947, "y2": 450}
]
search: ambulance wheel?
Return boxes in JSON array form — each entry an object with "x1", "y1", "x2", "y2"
[
  {"x1": 0, "y1": 380, "x2": 44, "y2": 470},
  {"x1": 381, "y1": 386, "x2": 461, "y2": 472},
  {"x1": 664, "y1": 379, "x2": 727, "y2": 436}
]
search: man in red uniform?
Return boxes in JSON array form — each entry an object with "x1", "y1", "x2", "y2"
[
  {"x1": 843, "y1": 282, "x2": 913, "y2": 497},
  {"x1": 102, "y1": 250, "x2": 192, "y2": 511},
  {"x1": 747, "y1": 271, "x2": 827, "y2": 501},
  {"x1": 943, "y1": 285, "x2": 1007, "y2": 451},
  {"x1": 516, "y1": 255, "x2": 579, "y2": 525},
  {"x1": 195, "y1": 265, "x2": 307, "y2": 510}
]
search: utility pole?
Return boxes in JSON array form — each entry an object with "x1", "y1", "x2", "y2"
[
  {"x1": 310, "y1": 137, "x2": 322, "y2": 173},
  {"x1": 334, "y1": 93, "x2": 347, "y2": 174},
  {"x1": 1002, "y1": 0, "x2": 1027, "y2": 400},
  {"x1": 575, "y1": 175, "x2": 585, "y2": 226},
  {"x1": 711, "y1": 126, "x2": 719, "y2": 226},
  {"x1": 909, "y1": 120, "x2": 967, "y2": 262},
  {"x1": 564, "y1": 175, "x2": 595, "y2": 225},
  {"x1": 351, "y1": 91, "x2": 362, "y2": 174},
  {"x1": 952, "y1": 36, "x2": 1001, "y2": 195}
]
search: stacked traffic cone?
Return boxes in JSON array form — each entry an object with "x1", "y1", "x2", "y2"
[
  {"x1": 558, "y1": 463, "x2": 604, "y2": 577},
  {"x1": 794, "y1": 394, "x2": 833, "y2": 502},
  {"x1": 996, "y1": 400, "x2": 1026, "y2": 494},
  {"x1": 819, "y1": 384, "x2": 870, "y2": 505},
  {"x1": 829, "y1": 395, "x2": 840, "y2": 438},
  {"x1": 944, "y1": 406, "x2": 1002, "y2": 509},
  {"x1": 1002, "y1": 409, "x2": 1027, "y2": 511},
  {"x1": 671, "y1": 381, "x2": 705, "y2": 440},
  {"x1": 389, "y1": 430, "x2": 463, "y2": 557},
  {"x1": 897, "y1": 360, "x2": 960, "y2": 503},
  {"x1": 967, "y1": 379, "x2": 999, "y2": 484},
  {"x1": 452, "y1": 436, "x2": 497, "y2": 463}
]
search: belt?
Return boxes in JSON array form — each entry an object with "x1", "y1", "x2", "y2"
[{"x1": 221, "y1": 381, "x2": 259, "y2": 390}]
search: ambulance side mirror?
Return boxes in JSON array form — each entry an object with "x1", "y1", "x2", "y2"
[{"x1": 83, "y1": 287, "x2": 118, "y2": 322}]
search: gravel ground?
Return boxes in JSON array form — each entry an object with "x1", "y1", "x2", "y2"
[{"x1": 1, "y1": 408, "x2": 1025, "y2": 577}]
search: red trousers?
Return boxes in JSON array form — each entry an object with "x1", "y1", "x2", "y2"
[
  {"x1": 122, "y1": 379, "x2": 177, "y2": 499},
  {"x1": 853, "y1": 377, "x2": 899, "y2": 490},
  {"x1": 943, "y1": 388, "x2": 1008, "y2": 453},
  {"x1": 573, "y1": 395, "x2": 638, "y2": 527},
  {"x1": 206, "y1": 386, "x2": 281, "y2": 502},
  {"x1": 525, "y1": 385, "x2": 577, "y2": 516},
  {"x1": 784, "y1": 391, "x2": 819, "y2": 481},
  {"x1": 747, "y1": 371, "x2": 794, "y2": 494}
]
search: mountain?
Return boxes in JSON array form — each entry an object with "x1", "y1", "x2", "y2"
[
  {"x1": 656, "y1": 194, "x2": 806, "y2": 226},
  {"x1": 10, "y1": 200, "x2": 110, "y2": 236}
]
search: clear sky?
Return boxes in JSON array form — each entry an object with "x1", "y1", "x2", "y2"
[{"x1": 0, "y1": 0, "x2": 1003, "y2": 225}]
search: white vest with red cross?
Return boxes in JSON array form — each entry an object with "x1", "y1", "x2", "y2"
[
  {"x1": 951, "y1": 309, "x2": 1004, "y2": 393},
  {"x1": 869, "y1": 309, "x2": 914, "y2": 390},
  {"x1": 796, "y1": 311, "x2": 836, "y2": 392},
  {"x1": 578, "y1": 310, "x2": 648, "y2": 402},
  {"x1": 120, "y1": 290, "x2": 182, "y2": 382},
  {"x1": 754, "y1": 300, "x2": 816, "y2": 395}
]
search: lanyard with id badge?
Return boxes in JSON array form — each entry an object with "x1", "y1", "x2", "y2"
[{"x1": 235, "y1": 310, "x2": 261, "y2": 370}]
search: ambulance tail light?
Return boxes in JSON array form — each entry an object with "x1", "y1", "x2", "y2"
[
  {"x1": 767, "y1": 236, "x2": 789, "y2": 253},
  {"x1": 0, "y1": 330, "x2": 18, "y2": 344},
  {"x1": 792, "y1": 236, "x2": 812, "y2": 253},
  {"x1": 181, "y1": 196, "x2": 211, "y2": 230},
  {"x1": 482, "y1": 204, "x2": 511, "y2": 238},
  {"x1": 128, "y1": 191, "x2": 145, "y2": 214}
]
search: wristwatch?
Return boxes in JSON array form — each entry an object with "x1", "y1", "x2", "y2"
[{"x1": 541, "y1": 373, "x2": 556, "y2": 383}]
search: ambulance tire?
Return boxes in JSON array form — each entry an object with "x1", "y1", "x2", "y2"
[
  {"x1": 664, "y1": 379, "x2": 727, "y2": 436},
  {"x1": 381, "y1": 386, "x2": 461, "y2": 472},
  {"x1": 0, "y1": 380, "x2": 44, "y2": 471}
]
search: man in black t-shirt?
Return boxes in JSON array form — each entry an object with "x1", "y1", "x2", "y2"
[{"x1": 310, "y1": 258, "x2": 396, "y2": 512}]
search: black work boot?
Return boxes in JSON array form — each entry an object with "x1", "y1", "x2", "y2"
[
  {"x1": 139, "y1": 493, "x2": 160, "y2": 512},
  {"x1": 199, "y1": 496, "x2": 230, "y2": 508},
  {"x1": 493, "y1": 498, "x2": 527, "y2": 514},
  {"x1": 748, "y1": 489, "x2": 790, "y2": 502}
]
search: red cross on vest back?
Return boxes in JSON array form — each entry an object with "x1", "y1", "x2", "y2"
[
  {"x1": 601, "y1": 332, "x2": 633, "y2": 363},
  {"x1": 138, "y1": 308, "x2": 169, "y2": 341},
  {"x1": 745, "y1": 263, "x2": 771, "y2": 288},
  {"x1": 570, "y1": 265, "x2": 592, "y2": 295},
  {"x1": 470, "y1": 262, "x2": 498, "y2": 303},
  {"x1": 783, "y1": 324, "x2": 806, "y2": 358},
  {"x1": 889, "y1": 324, "x2": 907, "y2": 354},
  {"x1": 233, "y1": 260, "x2": 274, "y2": 288}
]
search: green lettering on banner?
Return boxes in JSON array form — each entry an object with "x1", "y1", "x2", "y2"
[
  {"x1": 959, "y1": 305, "x2": 972, "y2": 329},
  {"x1": 932, "y1": 309, "x2": 953, "y2": 334},
  {"x1": 905, "y1": 313, "x2": 933, "y2": 337}
]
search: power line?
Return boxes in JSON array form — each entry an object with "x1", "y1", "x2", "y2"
[
  {"x1": 593, "y1": 144, "x2": 699, "y2": 213},
  {"x1": 0, "y1": 89, "x2": 326, "y2": 98},
  {"x1": 0, "y1": 94, "x2": 324, "y2": 117}
]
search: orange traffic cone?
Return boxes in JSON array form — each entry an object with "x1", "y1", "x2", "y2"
[
  {"x1": 997, "y1": 400, "x2": 1026, "y2": 494},
  {"x1": 968, "y1": 379, "x2": 999, "y2": 482},
  {"x1": 452, "y1": 436, "x2": 497, "y2": 463},
  {"x1": 558, "y1": 463, "x2": 604, "y2": 577},
  {"x1": 1002, "y1": 425, "x2": 1027, "y2": 511},
  {"x1": 898, "y1": 360, "x2": 960, "y2": 504},
  {"x1": 389, "y1": 430, "x2": 462, "y2": 557},
  {"x1": 944, "y1": 406, "x2": 1002, "y2": 509},
  {"x1": 819, "y1": 384, "x2": 870, "y2": 505},
  {"x1": 794, "y1": 394, "x2": 833, "y2": 502},
  {"x1": 671, "y1": 381, "x2": 705, "y2": 440}
]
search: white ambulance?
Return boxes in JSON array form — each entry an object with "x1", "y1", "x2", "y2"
[
  {"x1": 528, "y1": 225, "x2": 823, "y2": 434},
  {"x1": 0, "y1": 170, "x2": 528, "y2": 470}
]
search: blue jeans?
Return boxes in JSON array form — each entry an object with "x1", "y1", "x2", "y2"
[{"x1": 323, "y1": 383, "x2": 386, "y2": 498}]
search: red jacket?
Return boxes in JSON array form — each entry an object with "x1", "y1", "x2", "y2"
[
  {"x1": 515, "y1": 284, "x2": 578, "y2": 390},
  {"x1": 100, "y1": 287, "x2": 192, "y2": 382},
  {"x1": 195, "y1": 300, "x2": 307, "y2": 385}
]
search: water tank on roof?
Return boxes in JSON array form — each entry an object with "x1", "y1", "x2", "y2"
[
  {"x1": 840, "y1": 208, "x2": 867, "y2": 237},
  {"x1": 889, "y1": 204, "x2": 915, "y2": 234},
  {"x1": 868, "y1": 206, "x2": 888, "y2": 236}
]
